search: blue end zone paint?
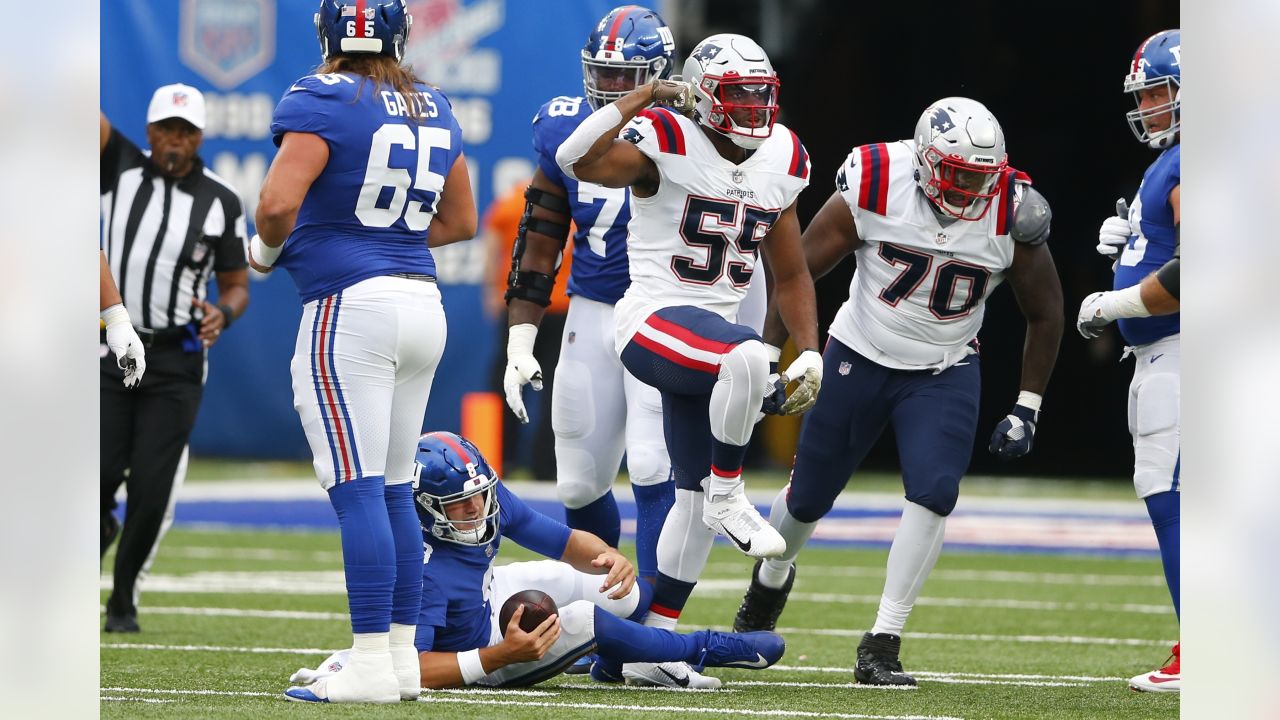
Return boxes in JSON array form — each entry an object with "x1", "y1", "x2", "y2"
[{"x1": 147, "y1": 496, "x2": 1158, "y2": 558}]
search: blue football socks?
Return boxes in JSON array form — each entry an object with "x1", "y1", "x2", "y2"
[
  {"x1": 384, "y1": 482, "x2": 423, "y2": 625},
  {"x1": 565, "y1": 491, "x2": 621, "y2": 548},
  {"x1": 1144, "y1": 490, "x2": 1180, "y2": 619},
  {"x1": 328, "y1": 477, "x2": 395, "y2": 633},
  {"x1": 632, "y1": 479, "x2": 674, "y2": 580}
]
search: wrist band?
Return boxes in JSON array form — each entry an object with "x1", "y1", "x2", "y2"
[
  {"x1": 217, "y1": 303, "x2": 235, "y2": 329},
  {"x1": 101, "y1": 303, "x2": 131, "y2": 328},
  {"x1": 457, "y1": 649, "x2": 486, "y2": 685},
  {"x1": 250, "y1": 234, "x2": 282, "y2": 267},
  {"x1": 1016, "y1": 391, "x2": 1043, "y2": 414}
]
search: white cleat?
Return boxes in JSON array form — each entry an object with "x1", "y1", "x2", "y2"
[
  {"x1": 702, "y1": 488, "x2": 785, "y2": 558},
  {"x1": 1128, "y1": 642, "x2": 1180, "y2": 693},
  {"x1": 284, "y1": 650, "x2": 400, "y2": 704},
  {"x1": 623, "y1": 661, "x2": 723, "y2": 690}
]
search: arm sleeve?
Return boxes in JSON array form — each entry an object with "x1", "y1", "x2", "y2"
[
  {"x1": 497, "y1": 484, "x2": 572, "y2": 558},
  {"x1": 101, "y1": 129, "x2": 145, "y2": 195},
  {"x1": 213, "y1": 193, "x2": 249, "y2": 271}
]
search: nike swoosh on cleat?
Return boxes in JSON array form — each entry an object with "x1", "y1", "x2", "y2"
[
  {"x1": 731, "y1": 653, "x2": 771, "y2": 669},
  {"x1": 1147, "y1": 674, "x2": 1179, "y2": 684},
  {"x1": 1150, "y1": 354, "x2": 1164, "y2": 363},
  {"x1": 657, "y1": 667, "x2": 690, "y2": 687},
  {"x1": 720, "y1": 526, "x2": 752, "y2": 553}
]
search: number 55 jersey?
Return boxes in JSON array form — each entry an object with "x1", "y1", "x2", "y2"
[
  {"x1": 831, "y1": 140, "x2": 1028, "y2": 372},
  {"x1": 269, "y1": 72, "x2": 464, "y2": 302},
  {"x1": 613, "y1": 107, "x2": 810, "y2": 352}
]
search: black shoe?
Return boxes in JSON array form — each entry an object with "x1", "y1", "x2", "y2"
[
  {"x1": 101, "y1": 511, "x2": 120, "y2": 558},
  {"x1": 104, "y1": 613, "x2": 140, "y2": 633},
  {"x1": 854, "y1": 632, "x2": 916, "y2": 686},
  {"x1": 733, "y1": 560, "x2": 795, "y2": 632}
]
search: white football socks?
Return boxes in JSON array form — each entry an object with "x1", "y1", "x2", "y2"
[
  {"x1": 389, "y1": 623, "x2": 420, "y2": 699},
  {"x1": 757, "y1": 485, "x2": 818, "y2": 589},
  {"x1": 870, "y1": 501, "x2": 946, "y2": 637}
]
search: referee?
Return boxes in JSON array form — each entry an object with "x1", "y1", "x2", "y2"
[{"x1": 100, "y1": 84, "x2": 249, "y2": 633}]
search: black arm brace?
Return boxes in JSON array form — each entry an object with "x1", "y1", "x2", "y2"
[
  {"x1": 505, "y1": 186, "x2": 572, "y2": 307},
  {"x1": 1153, "y1": 224, "x2": 1180, "y2": 300}
]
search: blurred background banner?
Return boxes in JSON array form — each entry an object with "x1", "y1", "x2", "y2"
[{"x1": 101, "y1": 0, "x2": 623, "y2": 459}]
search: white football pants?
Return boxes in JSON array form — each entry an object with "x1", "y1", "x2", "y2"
[
  {"x1": 291, "y1": 276, "x2": 446, "y2": 491},
  {"x1": 1127, "y1": 334, "x2": 1180, "y2": 498}
]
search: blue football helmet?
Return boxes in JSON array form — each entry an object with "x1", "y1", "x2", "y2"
[
  {"x1": 581, "y1": 5, "x2": 675, "y2": 110},
  {"x1": 1124, "y1": 29, "x2": 1180, "y2": 149},
  {"x1": 413, "y1": 432, "x2": 500, "y2": 547},
  {"x1": 315, "y1": 0, "x2": 413, "y2": 62}
]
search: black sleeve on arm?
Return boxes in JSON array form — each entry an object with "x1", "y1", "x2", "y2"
[
  {"x1": 1154, "y1": 258, "x2": 1179, "y2": 300},
  {"x1": 213, "y1": 191, "x2": 249, "y2": 271},
  {"x1": 101, "y1": 128, "x2": 145, "y2": 194}
]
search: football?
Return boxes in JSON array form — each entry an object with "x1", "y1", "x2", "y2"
[{"x1": 498, "y1": 589, "x2": 558, "y2": 636}]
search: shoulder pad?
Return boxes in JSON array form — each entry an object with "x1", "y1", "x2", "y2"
[{"x1": 1011, "y1": 184, "x2": 1051, "y2": 245}]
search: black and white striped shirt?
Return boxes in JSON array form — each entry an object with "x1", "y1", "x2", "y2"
[{"x1": 100, "y1": 129, "x2": 247, "y2": 331}]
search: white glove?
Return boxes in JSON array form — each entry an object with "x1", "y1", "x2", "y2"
[
  {"x1": 1096, "y1": 198, "x2": 1132, "y2": 259},
  {"x1": 289, "y1": 649, "x2": 349, "y2": 685},
  {"x1": 503, "y1": 323, "x2": 544, "y2": 424},
  {"x1": 779, "y1": 349, "x2": 823, "y2": 415},
  {"x1": 102, "y1": 304, "x2": 146, "y2": 388},
  {"x1": 1077, "y1": 285, "x2": 1151, "y2": 339}
]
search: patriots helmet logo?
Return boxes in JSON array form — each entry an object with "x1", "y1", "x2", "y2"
[
  {"x1": 929, "y1": 107, "x2": 954, "y2": 136},
  {"x1": 692, "y1": 42, "x2": 722, "y2": 63},
  {"x1": 621, "y1": 127, "x2": 644, "y2": 145}
]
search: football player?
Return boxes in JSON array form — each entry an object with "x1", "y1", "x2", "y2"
[
  {"x1": 733, "y1": 97, "x2": 1064, "y2": 687},
  {"x1": 554, "y1": 31, "x2": 822, "y2": 685},
  {"x1": 1076, "y1": 29, "x2": 1181, "y2": 694},
  {"x1": 284, "y1": 432, "x2": 785, "y2": 695},
  {"x1": 254, "y1": 0, "x2": 476, "y2": 704}
]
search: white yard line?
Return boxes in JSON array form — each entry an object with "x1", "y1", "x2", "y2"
[
  {"x1": 706, "y1": 626, "x2": 1173, "y2": 647},
  {"x1": 701, "y1": 563, "x2": 1165, "y2": 587},
  {"x1": 102, "y1": 685, "x2": 962, "y2": 719}
]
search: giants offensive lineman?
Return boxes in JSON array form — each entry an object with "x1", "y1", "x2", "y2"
[
  {"x1": 252, "y1": 0, "x2": 477, "y2": 704},
  {"x1": 734, "y1": 97, "x2": 1064, "y2": 687},
  {"x1": 555, "y1": 32, "x2": 822, "y2": 681},
  {"x1": 1077, "y1": 29, "x2": 1181, "y2": 693}
]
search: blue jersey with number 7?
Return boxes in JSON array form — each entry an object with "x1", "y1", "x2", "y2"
[
  {"x1": 270, "y1": 72, "x2": 464, "y2": 302},
  {"x1": 532, "y1": 95, "x2": 632, "y2": 305}
]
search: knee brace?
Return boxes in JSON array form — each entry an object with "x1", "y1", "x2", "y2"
[
  {"x1": 626, "y1": 442, "x2": 670, "y2": 487},
  {"x1": 711, "y1": 340, "x2": 771, "y2": 447}
]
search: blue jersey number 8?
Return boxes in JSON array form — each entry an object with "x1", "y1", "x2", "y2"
[{"x1": 355, "y1": 124, "x2": 452, "y2": 231}]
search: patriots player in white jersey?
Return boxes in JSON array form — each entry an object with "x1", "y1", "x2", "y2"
[
  {"x1": 285, "y1": 433, "x2": 785, "y2": 692},
  {"x1": 733, "y1": 97, "x2": 1064, "y2": 686},
  {"x1": 252, "y1": 0, "x2": 477, "y2": 704},
  {"x1": 554, "y1": 32, "x2": 822, "y2": 678},
  {"x1": 1076, "y1": 29, "x2": 1181, "y2": 694}
]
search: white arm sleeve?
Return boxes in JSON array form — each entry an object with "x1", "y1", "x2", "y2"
[{"x1": 554, "y1": 103, "x2": 623, "y2": 181}]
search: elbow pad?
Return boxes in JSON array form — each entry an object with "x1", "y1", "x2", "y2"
[
  {"x1": 1011, "y1": 185, "x2": 1051, "y2": 246},
  {"x1": 504, "y1": 186, "x2": 571, "y2": 307}
]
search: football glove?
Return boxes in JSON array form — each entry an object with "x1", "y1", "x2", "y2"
[
  {"x1": 1076, "y1": 291, "x2": 1114, "y2": 339},
  {"x1": 1096, "y1": 198, "x2": 1131, "y2": 260},
  {"x1": 503, "y1": 323, "x2": 544, "y2": 424},
  {"x1": 779, "y1": 349, "x2": 823, "y2": 415},
  {"x1": 101, "y1": 303, "x2": 146, "y2": 389},
  {"x1": 988, "y1": 403, "x2": 1038, "y2": 460},
  {"x1": 650, "y1": 79, "x2": 696, "y2": 115}
]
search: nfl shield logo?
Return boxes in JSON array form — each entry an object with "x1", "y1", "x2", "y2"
[
  {"x1": 732, "y1": 169, "x2": 745, "y2": 184},
  {"x1": 179, "y1": 0, "x2": 276, "y2": 90},
  {"x1": 935, "y1": 232, "x2": 949, "y2": 245},
  {"x1": 838, "y1": 361, "x2": 851, "y2": 376}
]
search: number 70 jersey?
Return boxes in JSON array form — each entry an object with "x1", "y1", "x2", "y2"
[
  {"x1": 269, "y1": 72, "x2": 464, "y2": 303},
  {"x1": 830, "y1": 140, "x2": 1026, "y2": 372},
  {"x1": 613, "y1": 107, "x2": 810, "y2": 349}
]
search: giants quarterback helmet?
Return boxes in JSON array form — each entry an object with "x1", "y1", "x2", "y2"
[
  {"x1": 582, "y1": 6, "x2": 676, "y2": 111},
  {"x1": 913, "y1": 97, "x2": 1008, "y2": 221},
  {"x1": 682, "y1": 34, "x2": 780, "y2": 150},
  {"x1": 413, "y1": 432, "x2": 500, "y2": 547},
  {"x1": 1124, "y1": 29, "x2": 1180, "y2": 149},
  {"x1": 315, "y1": 0, "x2": 413, "y2": 62}
]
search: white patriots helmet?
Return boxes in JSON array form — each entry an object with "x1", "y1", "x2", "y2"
[
  {"x1": 913, "y1": 97, "x2": 1009, "y2": 221},
  {"x1": 682, "y1": 33, "x2": 780, "y2": 150}
]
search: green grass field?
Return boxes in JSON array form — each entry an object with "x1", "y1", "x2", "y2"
[{"x1": 101, "y1": 520, "x2": 1179, "y2": 718}]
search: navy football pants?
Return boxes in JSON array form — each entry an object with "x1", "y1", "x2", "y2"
[{"x1": 787, "y1": 338, "x2": 981, "y2": 520}]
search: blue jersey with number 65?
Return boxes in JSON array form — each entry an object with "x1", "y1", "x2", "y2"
[
  {"x1": 270, "y1": 72, "x2": 464, "y2": 303},
  {"x1": 532, "y1": 95, "x2": 632, "y2": 305}
]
